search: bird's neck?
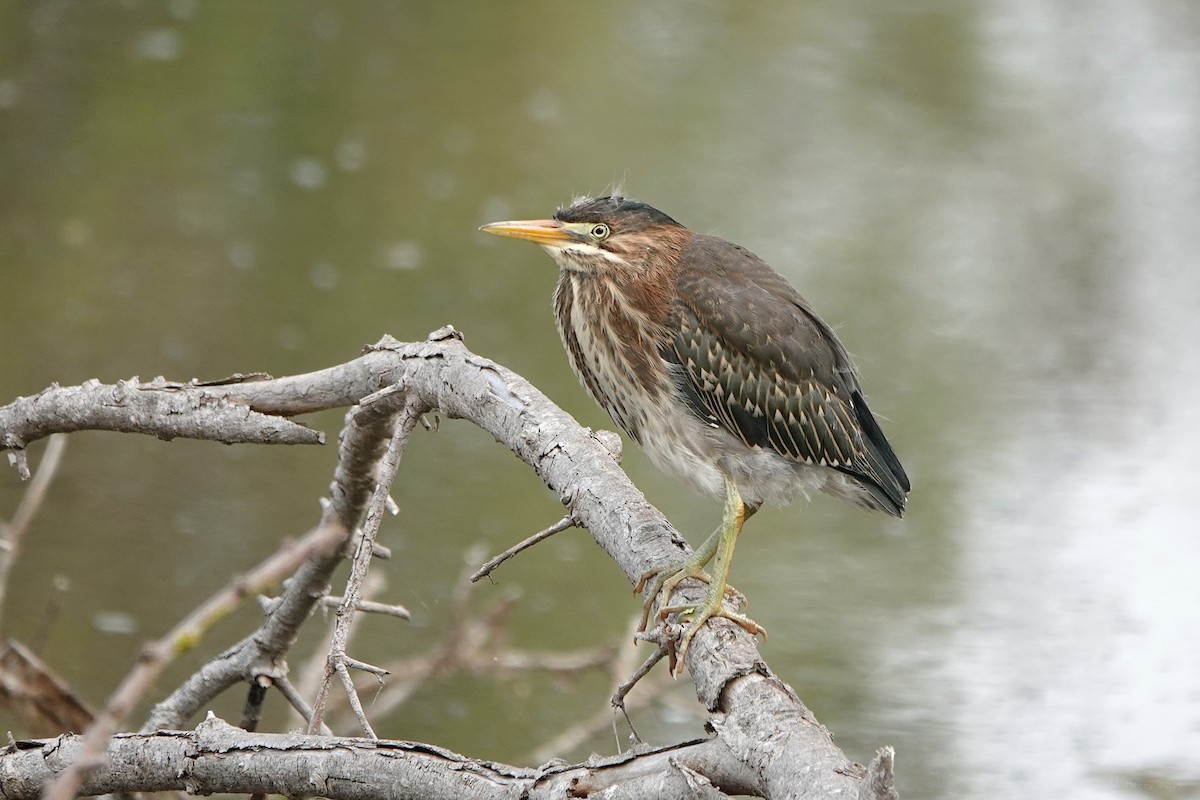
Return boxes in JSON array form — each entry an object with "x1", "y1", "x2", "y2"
[{"x1": 552, "y1": 270, "x2": 676, "y2": 444}]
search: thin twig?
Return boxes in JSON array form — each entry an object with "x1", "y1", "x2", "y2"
[
  {"x1": 522, "y1": 615, "x2": 672, "y2": 765},
  {"x1": 471, "y1": 515, "x2": 578, "y2": 582},
  {"x1": 290, "y1": 571, "x2": 390, "y2": 719},
  {"x1": 336, "y1": 661, "x2": 377, "y2": 739},
  {"x1": 39, "y1": 523, "x2": 345, "y2": 800},
  {"x1": 308, "y1": 391, "x2": 422, "y2": 737},
  {"x1": 525, "y1": 620, "x2": 671, "y2": 765},
  {"x1": 273, "y1": 676, "x2": 331, "y2": 736},
  {"x1": 611, "y1": 643, "x2": 671, "y2": 747},
  {"x1": 138, "y1": 394, "x2": 387, "y2": 734},
  {"x1": 343, "y1": 655, "x2": 389, "y2": 677},
  {"x1": 321, "y1": 550, "x2": 507, "y2": 727},
  {"x1": 318, "y1": 595, "x2": 410, "y2": 619},
  {"x1": 0, "y1": 434, "x2": 67, "y2": 632}
]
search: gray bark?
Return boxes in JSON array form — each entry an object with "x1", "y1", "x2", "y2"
[{"x1": 0, "y1": 328, "x2": 898, "y2": 799}]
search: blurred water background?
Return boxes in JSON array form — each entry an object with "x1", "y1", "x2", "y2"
[{"x1": 2, "y1": 2, "x2": 1199, "y2": 798}]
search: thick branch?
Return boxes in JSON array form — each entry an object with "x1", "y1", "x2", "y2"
[
  {"x1": 2, "y1": 329, "x2": 893, "y2": 797},
  {"x1": 0, "y1": 716, "x2": 758, "y2": 800},
  {"x1": 0, "y1": 378, "x2": 321, "y2": 477},
  {"x1": 223, "y1": 332, "x2": 873, "y2": 797}
]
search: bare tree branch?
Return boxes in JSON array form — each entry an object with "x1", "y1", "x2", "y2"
[
  {"x1": 138, "y1": 368, "x2": 432, "y2": 733},
  {"x1": 318, "y1": 595, "x2": 410, "y2": 620},
  {"x1": 526, "y1": 617, "x2": 670, "y2": 764},
  {"x1": 308, "y1": 390, "x2": 423, "y2": 737},
  {"x1": 1, "y1": 715, "x2": 764, "y2": 800},
  {"x1": 471, "y1": 514, "x2": 579, "y2": 582},
  {"x1": 0, "y1": 378, "x2": 321, "y2": 477},
  {"x1": 0, "y1": 328, "x2": 896, "y2": 798},
  {"x1": 273, "y1": 674, "x2": 329, "y2": 735},
  {"x1": 38, "y1": 523, "x2": 346, "y2": 800}
]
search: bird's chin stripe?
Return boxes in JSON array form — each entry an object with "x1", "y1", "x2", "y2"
[{"x1": 542, "y1": 243, "x2": 624, "y2": 273}]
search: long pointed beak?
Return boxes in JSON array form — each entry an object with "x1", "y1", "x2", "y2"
[{"x1": 479, "y1": 218, "x2": 574, "y2": 247}]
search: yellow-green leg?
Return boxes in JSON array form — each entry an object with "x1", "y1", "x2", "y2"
[
  {"x1": 635, "y1": 475, "x2": 766, "y2": 672},
  {"x1": 634, "y1": 523, "x2": 722, "y2": 634}
]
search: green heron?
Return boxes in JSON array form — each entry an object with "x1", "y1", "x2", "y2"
[{"x1": 480, "y1": 196, "x2": 908, "y2": 669}]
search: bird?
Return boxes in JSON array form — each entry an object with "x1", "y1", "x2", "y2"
[{"x1": 480, "y1": 196, "x2": 909, "y2": 671}]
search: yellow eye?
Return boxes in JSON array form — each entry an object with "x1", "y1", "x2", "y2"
[{"x1": 590, "y1": 223, "x2": 611, "y2": 240}]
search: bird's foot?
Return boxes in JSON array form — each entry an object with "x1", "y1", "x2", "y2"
[
  {"x1": 658, "y1": 586, "x2": 767, "y2": 673},
  {"x1": 634, "y1": 561, "x2": 714, "y2": 636},
  {"x1": 635, "y1": 565, "x2": 766, "y2": 675}
]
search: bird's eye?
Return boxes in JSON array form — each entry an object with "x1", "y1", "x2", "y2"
[{"x1": 590, "y1": 223, "x2": 611, "y2": 240}]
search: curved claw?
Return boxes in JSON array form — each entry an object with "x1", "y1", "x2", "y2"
[
  {"x1": 634, "y1": 562, "x2": 712, "y2": 636},
  {"x1": 661, "y1": 592, "x2": 767, "y2": 672},
  {"x1": 638, "y1": 575, "x2": 767, "y2": 676}
]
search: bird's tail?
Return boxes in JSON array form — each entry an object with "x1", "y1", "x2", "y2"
[{"x1": 846, "y1": 392, "x2": 910, "y2": 517}]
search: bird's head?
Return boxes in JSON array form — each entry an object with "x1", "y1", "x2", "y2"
[{"x1": 480, "y1": 196, "x2": 689, "y2": 277}]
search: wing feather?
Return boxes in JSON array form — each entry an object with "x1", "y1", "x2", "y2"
[{"x1": 662, "y1": 235, "x2": 910, "y2": 515}]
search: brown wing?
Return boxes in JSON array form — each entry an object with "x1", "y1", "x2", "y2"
[{"x1": 663, "y1": 235, "x2": 909, "y2": 516}]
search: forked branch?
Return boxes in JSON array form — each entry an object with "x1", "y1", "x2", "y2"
[{"x1": 0, "y1": 328, "x2": 895, "y2": 799}]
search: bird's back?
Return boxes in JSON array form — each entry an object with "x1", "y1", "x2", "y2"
[{"x1": 662, "y1": 234, "x2": 910, "y2": 516}]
